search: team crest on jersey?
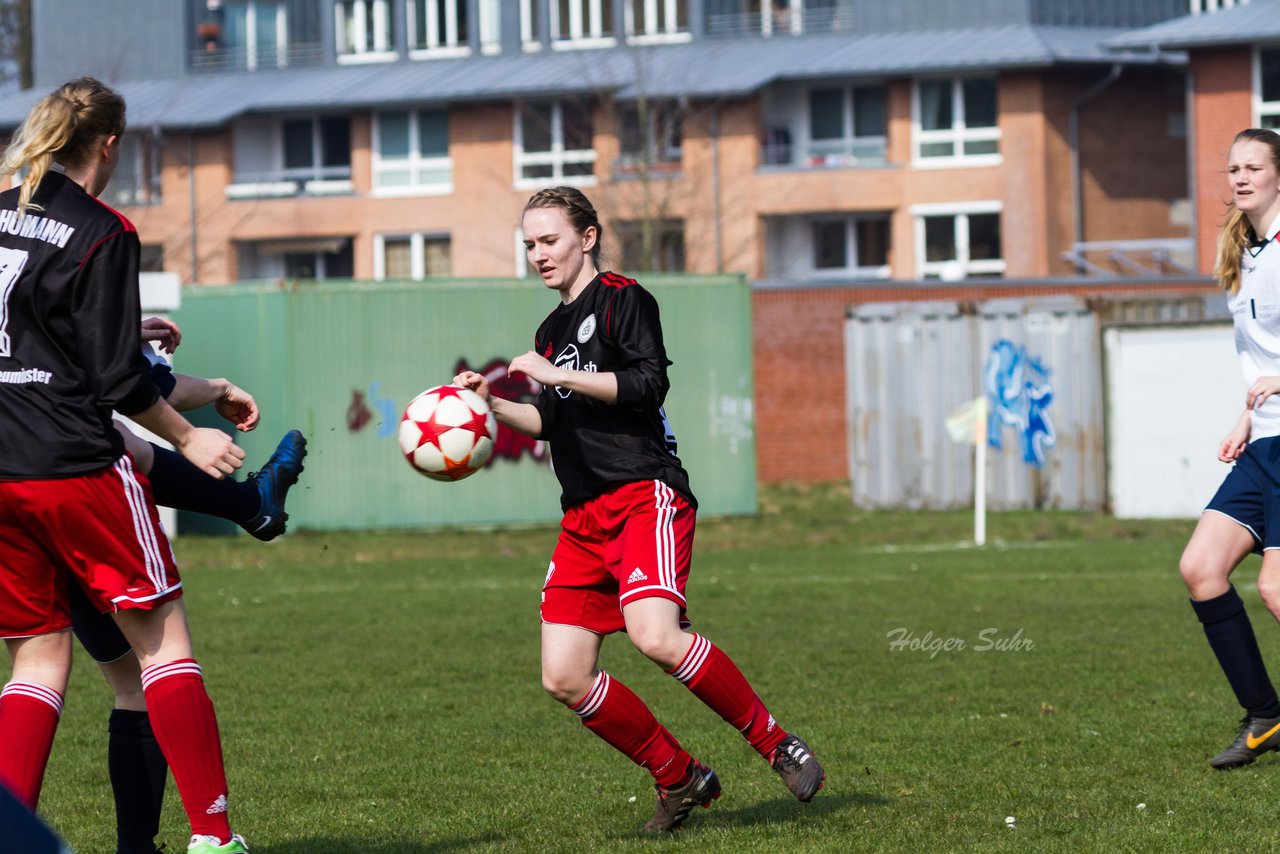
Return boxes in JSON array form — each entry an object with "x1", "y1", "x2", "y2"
[
  {"x1": 577, "y1": 313, "x2": 597, "y2": 343},
  {"x1": 553, "y1": 344, "x2": 579, "y2": 398}
]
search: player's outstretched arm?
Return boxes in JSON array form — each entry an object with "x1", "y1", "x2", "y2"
[
  {"x1": 166, "y1": 374, "x2": 260, "y2": 432},
  {"x1": 454, "y1": 369, "x2": 543, "y2": 437},
  {"x1": 128, "y1": 396, "x2": 245, "y2": 478}
]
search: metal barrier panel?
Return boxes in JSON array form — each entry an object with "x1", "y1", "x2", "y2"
[
  {"x1": 846, "y1": 297, "x2": 1105, "y2": 510},
  {"x1": 171, "y1": 277, "x2": 755, "y2": 531}
]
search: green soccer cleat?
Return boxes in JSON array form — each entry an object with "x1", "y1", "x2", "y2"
[
  {"x1": 642, "y1": 759, "x2": 721, "y2": 833},
  {"x1": 186, "y1": 834, "x2": 249, "y2": 854},
  {"x1": 1211, "y1": 714, "x2": 1280, "y2": 769}
]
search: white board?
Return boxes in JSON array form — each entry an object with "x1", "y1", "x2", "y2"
[{"x1": 1105, "y1": 324, "x2": 1242, "y2": 518}]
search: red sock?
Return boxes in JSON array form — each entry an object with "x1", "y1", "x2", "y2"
[
  {"x1": 670, "y1": 634, "x2": 788, "y2": 758},
  {"x1": 572, "y1": 671, "x2": 691, "y2": 788},
  {"x1": 0, "y1": 682, "x2": 63, "y2": 808},
  {"x1": 141, "y1": 659, "x2": 232, "y2": 842}
]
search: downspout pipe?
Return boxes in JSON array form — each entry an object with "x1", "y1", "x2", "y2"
[{"x1": 1069, "y1": 63, "x2": 1123, "y2": 274}]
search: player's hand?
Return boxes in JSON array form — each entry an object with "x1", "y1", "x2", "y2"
[
  {"x1": 1247, "y1": 375, "x2": 1280, "y2": 410},
  {"x1": 140, "y1": 316, "x2": 181, "y2": 354},
  {"x1": 453, "y1": 369, "x2": 490, "y2": 400},
  {"x1": 1220, "y1": 412, "x2": 1252, "y2": 463},
  {"x1": 213, "y1": 382, "x2": 260, "y2": 432},
  {"x1": 176, "y1": 426, "x2": 245, "y2": 479},
  {"x1": 508, "y1": 351, "x2": 560, "y2": 387}
]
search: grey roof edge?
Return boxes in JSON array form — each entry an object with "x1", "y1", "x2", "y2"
[
  {"x1": 1108, "y1": 1, "x2": 1280, "y2": 50},
  {"x1": 0, "y1": 24, "x2": 1188, "y2": 130}
]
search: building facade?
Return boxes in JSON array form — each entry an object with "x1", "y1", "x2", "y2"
[{"x1": 0, "y1": 0, "x2": 1194, "y2": 286}]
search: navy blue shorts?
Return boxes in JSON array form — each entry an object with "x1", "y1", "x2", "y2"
[
  {"x1": 1206, "y1": 435, "x2": 1280, "y2": 553},
  {"x1": 68, "y1": 580, "x2": 132, "y2": 663}
]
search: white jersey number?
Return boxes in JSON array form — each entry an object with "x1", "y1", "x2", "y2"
[{"x1": 0, "y1": 246, "x2": 30, "y2": 357}]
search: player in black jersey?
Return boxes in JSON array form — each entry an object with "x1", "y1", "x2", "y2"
[
  {"x1": 0, "y1": 78, "x2": 249, "y2": 854},
  {"x1": 455, "y1": 187, "x2": 824, "y2": 833}
]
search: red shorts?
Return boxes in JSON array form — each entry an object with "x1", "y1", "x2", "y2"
[
  {"x1": 541, "y1": 480, "x2": 695, "y2": 635},
  {"x1": 0, "y1": 455, "x2": 181, "y2": 639}
]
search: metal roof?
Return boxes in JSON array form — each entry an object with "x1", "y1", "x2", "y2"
[
  {"x1": 1108, "y1": 0, "x2": 1280, "y2": 50},
  {"x1": 0, "y1": 24, "x2": 1177, "y2": 130}
]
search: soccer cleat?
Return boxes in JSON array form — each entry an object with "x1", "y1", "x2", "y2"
[
  {"x1": 770, "y1": 734, "x2": 825, "y2": 801},
  {"x1": 642, "y1": 759, "x2": 721, "y2": 833},
  {"x1": 240, "y1": 429, "x2": 307, "y2": 541},
  {"x1": 1211, "y1": 714, "x2": 1280, "y2": 769},
  {"x1": 186, "y1": 834, "x2": 248, "y2": 854}
]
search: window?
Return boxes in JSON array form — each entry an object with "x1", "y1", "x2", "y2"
[
  {"x1": 285, "y1": 244, "x2": 354, "y2": 279},
  {"x1": 521, "y1": 0, "x2": 542, "y2": 48},
  {"x1": 230, "y1": 115, "x2": 352, "y2": 197},
  {"x1": 375, "y1": 233, "x2": 452, "y2": 279},
  {"x1": 373, "y1": 109, "x2": 451, "y2": 193},
  {"x1": 239, "y1": 238, "x2": 354, "y2": 280},
  {"x1": 1192, "y1": 0, "x2": 1249, "y2": 13},
  {"x1": 914, "y1": 76, "x2": 1000, "y2": 164},
  {"x1": 707, "y1": 0, "x2": 845, "y2": 38},
  {"x1": 810, "y1": 217, "x2": 889, "y2": 277},
  {"x1": 1257, "y1": 47, "x2": 1280, "y2": 128},
  {"x1": 761, "y1": 84, "x2": 886, "y2": 168},
  {"x1": 104, "y1": 133, "x2": 162, "y2": 208},
  {"x1": 192, "y1": 0, "x2": 324, "y2": 71},
  {"x1": 336, "y1": 0, "x2": 394, "y2": 60},
  {"x1": 913, "y1": 203, "x2": 1004, "y2": 279},
  {"x1": 479, "y1": 0, "x2": 500, "y2": 52},
  {"x1": 515, "y1": 100, "x2": 596, "y2": 186},
  {"x1": 282, "y1": 116, "x2": 351, "y2": 181},
  {"x1": 617, "y1": 101, "x2": 682, "y2": 172},
  {"x1": 409, "y1": 0, "x2": 468, "y2": 53},
  {"x1": 625, "y1": 0, "x2": 688, "y2": 42},
  {"x1": 616, "y1": 219, "x2": 685, "y2": 273},
  {"x1": 551, "y1": 0, "x2": 615, "y2": 47},
  {"x1": 140, "y1": 244, "x2": 165, "y2": 273}
]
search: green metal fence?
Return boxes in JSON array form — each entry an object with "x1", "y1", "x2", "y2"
[{"x1": 170, "y1": 275, "x2": 756, "y2": 532}]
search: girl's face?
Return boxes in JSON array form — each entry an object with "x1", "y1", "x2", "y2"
[
  {"x1": 522, "y1": 206, "x2": 597, "y2": 302},
  {"x1": 1228, "y1": 139, "x2": 1280, "y2": 227}
]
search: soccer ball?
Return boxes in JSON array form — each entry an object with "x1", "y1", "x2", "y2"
[{"x1": 398, "y1": 385, "x2": 497, "y2": 481}]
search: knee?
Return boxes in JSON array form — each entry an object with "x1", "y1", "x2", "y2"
[
  {"x1": 627, "y1": 624, "x2": 686, "y2": 669},
  {"x1": 1260, "y1": 572, "x2": 1280, "y2": 613},
  {"x1": 541, "y1": 665, "x2": 594, "y2": 707},
  {"x1": 1180, "y1": 548, "x2": 1229, "y2": 598}
]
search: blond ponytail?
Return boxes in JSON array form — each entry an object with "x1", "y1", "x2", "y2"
[
  {"x1": 0, "y1": 77, "x2": 125, "y2": 216},
  {"x1": 1215, "y1": 205, "x2": 1252, "y2": 295}
]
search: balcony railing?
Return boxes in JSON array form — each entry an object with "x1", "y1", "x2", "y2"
[
  {"x1": 705, "y1": 7, "x2": 854, "y2": 39},
  {"x1": 190, "y1": 41, "x2": 325, "y2": 73}
]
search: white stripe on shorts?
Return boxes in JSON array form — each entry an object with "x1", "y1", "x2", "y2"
[
  {"x1": 114, "y1": 455, "x2": 168, "y2": 593},
  {"x1": 653, "y1": 481, "x2": 677, "y2": 591}
]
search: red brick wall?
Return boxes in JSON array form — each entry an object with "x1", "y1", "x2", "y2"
[{"x1": 1191, "y1": 49, "x2": 1254, "y2": 275}]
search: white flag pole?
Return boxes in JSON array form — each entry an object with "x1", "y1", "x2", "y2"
[{"x1": 974, "y1": 397, "x2": 988, "y2": 546}]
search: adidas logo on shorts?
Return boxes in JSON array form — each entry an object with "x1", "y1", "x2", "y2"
[{"x1": 627, "y1": 567, "x2": 647, "y2": 585}]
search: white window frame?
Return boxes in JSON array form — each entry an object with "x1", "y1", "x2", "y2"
[
  {"x1": 1191, "y1": 0, "x2": 1246, "y2": 13},
  {"x1": 550, "y1": 0, "x2": 617, "y2": 50},
  {"x1": 513, "y1": 100, "x2": 597, "y2": 189},
  {"x1": 373, "y1": 232, "x2": 451, "y2": 280},
  {"x1": 336, "y1": 0, "x2": 396, "y2": 63},
  {"x1": 912, "y1": 76, "x2": 1001, "y2": 168},
  {"x1": 408, "y1": 0, "x2": 470, "y2": 57},
  {"x1": 1254, "y1": 45, "x2": 1280, "y2": 128},
  {"x1": 371, "y1": 108, "x2": 453, "y2": 196},
  {"x1": 912, "y1": 201, "x2": 1005, "y2": 279},
  {"x1": 228, "y1": 1, "x2": 290, "y2": 70},
  {"x1": 624, "y1": 0, "x2": 690, "y2": 44},
  {"x1": 479, "y1": 0, "x2": 501, "y2": 53},
  {"x1": 807, "y1": 215, "x2": 890, "y2": 280},
  {"x1": 802, "y1": 84, "x2": 887, "y2": 168},
  {"x1": 521, "y1": 0, "x2": 543, "y2": 51},
  {"x1": 514, "y1": 226, "x2": 529, "y2": 277}
]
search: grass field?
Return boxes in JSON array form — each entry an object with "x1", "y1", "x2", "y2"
[{"x1": 21, "y1": 484, "x2": 1280, "y2": 852}]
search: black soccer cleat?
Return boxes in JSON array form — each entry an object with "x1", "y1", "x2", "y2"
[
  {"x1": 642, "y1": 759, "x2": 721, "y2": 833},
  {"x1": 1211, "y1": 714, "x2": 1280, "y2": 769},
  {"x1": 770, "y1": 734, "x2": 825, "y2": 801},
  {"x1": 240, "y1": 429, "x2": 307, "y2": 541}
]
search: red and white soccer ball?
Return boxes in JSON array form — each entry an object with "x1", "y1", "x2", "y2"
[{"x1": 398, "y1": 385, "x2": 497, "y2": 481}]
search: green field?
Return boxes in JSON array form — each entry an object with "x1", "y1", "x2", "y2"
[{"x1": 21, "y1": 485, "x2": 1280, "y2": 852}]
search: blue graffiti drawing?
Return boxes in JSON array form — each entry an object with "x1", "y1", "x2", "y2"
[
  {"x1": 369, "y1": 381, "x2": 398, "y2": 439},
  {"x1": 983, "y1": 339, "x2": 1056, "y2": 467}
]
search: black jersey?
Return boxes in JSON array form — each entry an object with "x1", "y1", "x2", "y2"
[
  {"x1": 532, "y1": 271, "x2": 695, "y2": 510},
  {"x1": 0, "y1": 171, "x2": 158, "y2": 479}
]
